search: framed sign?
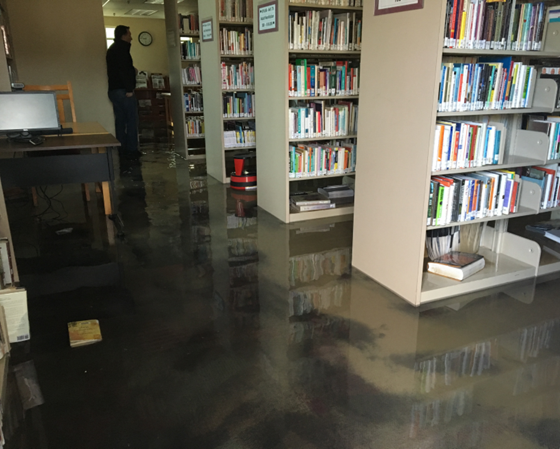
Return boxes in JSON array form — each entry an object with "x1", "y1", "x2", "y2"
[
  {"x1": 374, "y1": 0, "x2": 423, "y2": 16},
  {"x1": 201, "y1": 18, "x2": 213, "y2": 42},
  {"x1": 258, "y1": 0, "x2": 278, "y2": 34}
]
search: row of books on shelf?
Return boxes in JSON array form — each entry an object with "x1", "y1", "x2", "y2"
[
  {"x1": 223, "y1": 92, "x2": 255, "y2": 118},
  {"x1": 180, "y1": 13, "x2": 199, "y2": 34},
  {"x1": 416, "y1": 342, "x2": 495, "y2": 393},
  {"x1": 186, "y1": 118, "x2": 204, "y2": 136},
  {"x1": 290, "y1": 0, "x2": 363, "y2": 6},
  {"x1": 184, "y1": 91, "x2": 203, "y2": 112},
  {"x1": 288, "y1": 281, "x2": 349, "y2": 317},
  {"x1": 527, "y1": 115, "x2": 560, "y2": 161},
  {"x1": 289, "y1": 10, "x2": 362, "y2": 51},
  {"x1": 220, "y1": 28, "x2": 253, "y2": 56},
  {"x1": 224, "y1": 122, "x2": 256, "y2": 148},
  {"x1": 438, "y1": 59, "x2": 537, "y2": 113},
  {"x1": 289, "y1": 59, "x2": 359, "y2": 97},
  {"x1": 220, "y1": 0, "x2": 253, "y2": 22},
  {"x1": 428, "y1": 170, "x2": 523, "y2": 227},
  {"x1": 222, "y1": 61, "x2": 254, "y2": 90},
  {"x1": 289, "y1": 247, "x2": 350, "y2": 285},
  {"x1": 182, "y1": 65, "x2": 202, "y2": 86},
  {"x1": 520, "y1": 164, "x2": 560, "y2": 210},
  {"x1": 290, "y1": 185, "x2": 354, "y2": 212},
  {"x1": 443, "y1": 0, "x2": 548, "y2": 51},
  {"x1": 432, "y1": 120, "x2": 504, "y2": 172},
  {"x1": 289, "y1": 101, "x2": 358, "y2": 138},
  {"x1": 182, "y1": 41, "x2": 200, "y2": 60},
  {"x1": 289, "y1": 142, "x2": 356, "y2": 178}
]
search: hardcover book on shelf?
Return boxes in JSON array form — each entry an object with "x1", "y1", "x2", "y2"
[
  {"x1": 220, "y1": 27, "x2": 253, "y2": 55},
  {"x1": 222, "y1": 61, "x2": 254, "y2": 90},
  {"x1": 318, "y1": 184, "x2": 354, "y2": 197},
  {"x1": 544, "y1": 229, "x2": 560, "y2": 244},
  {"x1": 289, "y1": 59, "x2": 360, "y2": 97},
  {"x1": 180, "y1": 13, "x2": 200, "y2": 34},
  {"x1": 427, "y1": 251, "x2": 485, "y2": 281},
  {"x1": 220, "y1": 0, "x2": 254, "y2": 22},
  {"x1": 291, "y1": 192, "x2": 331, "y2": 206}
]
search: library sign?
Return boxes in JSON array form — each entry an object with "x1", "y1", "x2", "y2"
[
  {"x1": 202, "y1": 18, "x2": 213, "y2": 42},
  {"x1": 258, "y1": 0, "x2": 278, "y2": 34},
  {"x1": 374, "y1": 0, "x2": 423, "y2": 16}
]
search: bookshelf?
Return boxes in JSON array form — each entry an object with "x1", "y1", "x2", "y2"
[
  {"x1": 200, "y1": 0, "x2": 256, "y2": 184},
  {"x1": 352, "y1": 0, "x2": 560, "y2": 306},
  {"x1": 254, "y1": 0, "x2": 362, "y2": 223},
  {"x1": 164, "y1": 1, "x2": 205, "y2": 157}
]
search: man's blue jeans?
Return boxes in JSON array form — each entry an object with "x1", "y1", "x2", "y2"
[{"x1": 108, "y1": 89, "x2": 139, "y2": 156}]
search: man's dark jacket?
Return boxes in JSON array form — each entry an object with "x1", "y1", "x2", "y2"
[{"x1": 106, "y1": 39, "x2": 136, "y2": 93}]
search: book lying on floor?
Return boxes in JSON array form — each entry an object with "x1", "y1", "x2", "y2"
[
  {"x1": 68, "y1": 320, "x2": 102, "y2": 348},
  {"x1": 427, "y1": 252, "x2": 485, "y2": 281}
]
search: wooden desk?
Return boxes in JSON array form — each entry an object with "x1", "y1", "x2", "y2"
[{"x1": 0, "y1": 123, "x2": 120, "y2": 216}]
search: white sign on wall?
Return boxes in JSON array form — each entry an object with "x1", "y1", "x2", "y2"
[
  {"x1": 258, "y1": 0, "x2": 278, "y2": 34},
  {"x1": 375, "y1": 0, "x2": 423, "y2": 16},
  {"x1": 202, "y1": 19, "x2": 213, "y2": 42}
]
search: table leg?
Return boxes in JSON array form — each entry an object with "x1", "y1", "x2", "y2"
[{"x1": 97, "y1": 148, "x2": 113, "y2": 216}]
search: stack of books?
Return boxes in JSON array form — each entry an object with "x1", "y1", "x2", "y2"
[
  {"x1": 181, "y1": 41, "x2": 200, "y2": 60},
  {"x1": 289, "y1": 10, "x2": 362, "y2": 51},
  {"x1": 224, "y1": 121, "x2": 256, "y2": 147},
  {"x1": 289, "y1": 101, "x2": 358, "y2": 138},
  {"x1": 318, "y1": 184, "x2": 354, "y2": 206},
  {"x1": 443, "y1": 1, "x2": 548, "y2": 51},
  {"x1": 182, "y1": 65, "x2": 202, "y2": 86},
  {"x1": 223, "y1": 92, "x2": 255, "y2": 118},
  {"x1": 432, "y1": 120, "x2": 504, "y2": 172},
  {"x1": 180, "y1": 13, "x2": 199, "y2": 34},
  {"x1": 220, "y1": 0, "x2": 253, "y2": 22},
  {"x1": 521, "y1": 165, "x2": 560, "y2": 210},
  {"x1": 428, "y1": 170, "x2": 522, "y2": 227},
  {"x1": 186, "y1": 118, "x2": 205, "y2": 137},
  {"x1": 184, "y1": 91, "x2": 203, "y2": 112},
  {"x1": 289, "y1": 59, "x2": 360, "y2": 97},
  {"x1": 438, "y1": 59, "x2": 537, "y2": 113},
  {"x1": 290, "y1": 192, "x2": 334, "y2": 212},
  {"x1": 526, "y1": 116, "x2": 560, "y2": 161},
  {"x1": 220, "y1": 28, "x2": 253, "y2": 55},
  {"x1": 289, "y1": 142, "x2": 356, "y2": 178},
  {"x1": 221, "y1": 62, "x2": 254, "y2": 90}
]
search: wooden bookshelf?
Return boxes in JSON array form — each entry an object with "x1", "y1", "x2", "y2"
[
  {"x1": 352, "y1": 0, "x2": 560, "y2": 306},
  {"x1": 254, "y1": 0, "x2": 361, "y2": 223},
  {"x1": 164, "y1": 3, "x2": 205, "y2": 158},
  {"x1": 200, "y1": 0, "x2": 256, "y2": 184}
]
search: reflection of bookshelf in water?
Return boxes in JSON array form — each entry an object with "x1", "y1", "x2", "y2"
[
  {"x1": 227, "y1": 214, "x2": 257, "y2": 229},
  {"x1": 229, "y1": 261, "x2": 258, "y2": 286},
  {"x1": 289, "y1": 280, "x2": 350, "y2": 317},
  {"x1": 228, "y1": 238, "x2": 258, "y2": 261},
  {"x1": 415, "y1": 318, "x2": 559, "y2": 393},
  {"x1": 289, "y1": 314, "x2": 350, "y2": 343},
  {"x1": 289, "y1": 247, "x2": 350, "y2": 286},
  {"x1": 192, "y1": 226, "x2": 211, "y2": 244},
  {"x1": 191, "y1": 200, "x2": 209, "y2": 215}
]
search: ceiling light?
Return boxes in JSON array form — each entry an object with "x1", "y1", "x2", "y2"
[
  {"x1": 144, "y1": 0, "x2": 184, "y2": 4},
  {"x1": 125, "y1": 9, "x2": 158, "y2": 16}
]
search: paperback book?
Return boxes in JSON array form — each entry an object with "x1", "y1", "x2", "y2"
[{"x1": 427, "y1": 251, "x2": 485, "y2": 281}]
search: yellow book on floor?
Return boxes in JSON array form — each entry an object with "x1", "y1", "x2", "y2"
[{"x1": 68, "y1": 320, "x2": 102, "y2": 348}]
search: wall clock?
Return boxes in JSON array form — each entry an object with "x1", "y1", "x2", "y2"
[{"x1": 138, "y1": 31, "x2": 153, "y2": 46}]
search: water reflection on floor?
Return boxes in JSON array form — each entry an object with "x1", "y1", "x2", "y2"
[{"x1": 2, "y1": 150, "x2": 559, "y2": 449}]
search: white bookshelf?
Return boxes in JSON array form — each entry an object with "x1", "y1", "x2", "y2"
[
  {"x1": 353, "y1": 0, "x2": 560, "y2": 306},
  {"x1": 199, "y1": 1, "x2": 256, "y2": 184},
  {"x1": 254, "y1": 0, "x2": 362, "y2": 223}
]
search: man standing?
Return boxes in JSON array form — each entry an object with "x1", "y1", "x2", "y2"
[{"x1": 106, "y1": 25, "x2": 139, "y2": 160}]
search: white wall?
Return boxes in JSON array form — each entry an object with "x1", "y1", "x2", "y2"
[{"x1": 6, "y1": 0, "x2": 115, "y2": 133}]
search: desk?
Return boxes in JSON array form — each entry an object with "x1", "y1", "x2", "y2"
[{"x1": 0, "y1": 123, "x2": 120, "y2": 216}]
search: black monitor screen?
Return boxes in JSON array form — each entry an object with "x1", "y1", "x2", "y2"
[{"x1": 0, "y1": 91, "x2": 60, "y2": 134}]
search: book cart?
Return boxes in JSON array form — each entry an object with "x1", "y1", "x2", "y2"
[
  {"x1": 253, "y1": 0, "x2": 362, "y2": 222},
  {"x1": 353, "y1": 0, "x2": 560, "y2": 306}
]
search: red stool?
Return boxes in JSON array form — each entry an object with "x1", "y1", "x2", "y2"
[{"x1": 231, "y1": 153, "x2": 256, "y2": 191}]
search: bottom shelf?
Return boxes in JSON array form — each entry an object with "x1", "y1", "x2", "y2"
[
  {"x1": 421, "y1": 247, "x2": 537, "y2": 304},
  {"x1": 289, "y1": 205, "x2": 354, "y2": 223}
]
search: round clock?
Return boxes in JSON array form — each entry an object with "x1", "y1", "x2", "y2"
[{"x1": 138, "y1": 31, "x2": 153, "y2": 46}]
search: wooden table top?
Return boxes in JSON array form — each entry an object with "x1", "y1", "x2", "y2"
[{"x1": 0, "y1": 123, "x2": 120, "y2": 153}]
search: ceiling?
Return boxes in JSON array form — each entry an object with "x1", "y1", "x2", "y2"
[{"x1": 102, "y1": 0, "x2": 198, "y2": 20}]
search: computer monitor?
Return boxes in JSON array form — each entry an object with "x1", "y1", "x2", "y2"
[{"x1": 0, "y1": 91, "x2": 60, "y2": 138}]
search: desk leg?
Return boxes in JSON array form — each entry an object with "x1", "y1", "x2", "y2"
[{"x1": 97, "y1": 148, "x2": 113, "y2": 216}]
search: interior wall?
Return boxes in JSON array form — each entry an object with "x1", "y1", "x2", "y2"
[
  {"x1": 104, "y1": 16, "x2": 169, "y2": 76},
  {"x1": 5, "y1": 0, "x2": 114, "y2": 133}
]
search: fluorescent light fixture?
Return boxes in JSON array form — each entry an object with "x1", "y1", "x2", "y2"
[
  {"x1": 144, "y1": 0, "x2": 184, "y2": 4},
  {"x1": 102, "y1": 0, "x2": 111, "y2": 6},
  {"x1": 125, "y1": 9, "x2": 158, "y2": 16}
]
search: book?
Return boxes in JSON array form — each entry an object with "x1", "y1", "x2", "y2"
[
  {"x1": 0, "y1": 288, "x2": 30, "y2": 343},
  {"x1": 291, "y1": 193, "x2": 331, "y2": 206},
  {"x1": 427, "y1": 251, "x2": 485, "y2": 281},
  {"x1": 0, "y1": 238, "x2": 13, "y2": 288},
  {"x1": 220, "y1": 27, "x2": 253, "y2": 55},
  {"x1": 544, "y1": 229, "x2": 560, "y2": 244},
  {"x1": 318, "y1": 184, "x2": 354, "y2": 198},
  {"x1": 222, "y1": 61, "x2": 254, "y2": 90},
  {"x1": 220, "y1": 0, "x2": 254, "y2": 22},
  {"x1": 68, "y1": 320, "x2": 102, "y2": 348},
  {"x1": 291, "y1": 203, "x2": 336, "y2": 212}
]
